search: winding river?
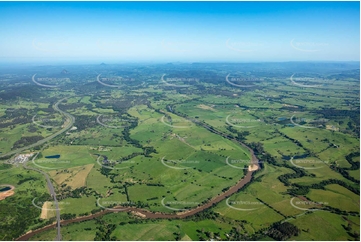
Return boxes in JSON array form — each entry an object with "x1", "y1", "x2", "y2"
[{"x1": 16, "y1": 103, "x2": 260, "y2": 241}]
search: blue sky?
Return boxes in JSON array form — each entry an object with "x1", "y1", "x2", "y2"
[{"x1": 0, "y1": 1, "x2": 359, "y2": 63}]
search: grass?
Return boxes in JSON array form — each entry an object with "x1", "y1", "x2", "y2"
[
  {"x1": 307, "y1": 184, "x2": 359, "y2": 212},
  {"x1": 348, "y1": 169, "x2": 360, "y2": 180},
  {"x1": 86, "y1": 166, "x2": 115, "y2": 196},
  {"x1": 58, "y1": 196, "x2": 98, "y2": 216},
  {"x1": 48, "y1": 164, "x2": 94, "y2": 189},
  {"x1": 29, "y1": 145, "x2": 95, "y2": 170},
  {"x1": 0, "y1": 67, "x2": 359, "y2": 241},
  {"x1": 28, "y1": 212, "x2": 233, "y2": 241},
  {"x1": 289, "y1": 211, "x2": 355, "y2": 241},
  {"x1": 29, "y1": 219, "x2": 97, "y2": 241}
]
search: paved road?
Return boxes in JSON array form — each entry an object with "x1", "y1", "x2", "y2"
[
  {"x1": 0, "y1": 98, "x2": 75, "y2": 159},
  {"x1": 16, "y1": 101, "x2": 261, "y2": 241},
  {"x1": 24, "y1": 153, "x2": 62, "y2": 241},
  {"x1": 1, "y1": 97, "x2": 74, "y2": 239},
  {"x1": 16, "y1": 167, "x2": 255, "y2": 241}
]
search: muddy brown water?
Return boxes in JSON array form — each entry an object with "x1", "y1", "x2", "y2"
[
  {"x1": 17, "y1": 112, "x2": 260, "y2": 241},
  {"x1": 16, "y1": 169, "x2": 256, "y2": 241}
]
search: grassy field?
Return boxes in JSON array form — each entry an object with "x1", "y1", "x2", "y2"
[
  {"x1": 0, "y1": 65, "x2": 359, "y2": 241},
  {"x1": 307, "y1": 184, "x2": 360, "y2": 212},
  {"x1": 48, "y1": 164, "x2": 94, "y2": 189},
  {"x1": 28, "y1": 212, "x2": 234, "y2": 241},
  {"x1": 289, "y1": 211, "x2": 357, "y2": 241},
  {"x1": 29, "y1": 146, "x2": 94, "y2": 170}
]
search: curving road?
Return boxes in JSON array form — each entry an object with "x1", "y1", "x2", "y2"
[
  {"x1": 0, "y1": 98, "x2": 75, "y2": 159},
  {"x1": 24, "y1": 153, "x2": 62, "y2": 241},
  {"x1": 15, "y1": 102, "x2": 260, "y2": 241},
  {"x1": 0, "y1": 97, "x2": 75, "y2": 240}
]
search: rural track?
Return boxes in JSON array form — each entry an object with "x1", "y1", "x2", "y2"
[{"x1": 0, "y1": 98, "x2": 75, "y2": 159}]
